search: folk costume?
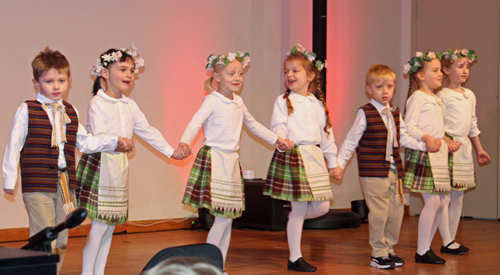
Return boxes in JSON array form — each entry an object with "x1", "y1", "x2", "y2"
[
  {"x1": 337, "y1": 99, "x2": 426, "y2": 262},
  {"x1": 3, "y1": 92, "x2": 119, "y2": 273}
]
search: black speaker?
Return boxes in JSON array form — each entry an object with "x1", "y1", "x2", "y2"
[{"x1": 233, "y1": 179, "x2": 290, "y2": 231}]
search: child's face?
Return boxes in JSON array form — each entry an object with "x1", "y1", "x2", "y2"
[
  {"x1": 366, "y1": 78, "x2": 395, "y2": 106},
  {"x1": 284, "y1": 60, "x2": 314, "y2": 95},
  {"x1": 33, "y1": 68, "x2": 69, "y2": 101},
  {"x1": 214, "y1": 61, "x2": 244, "y2": 94},
  {"x1": 443, "y1": 57, "x2": 469, "y2": 86},
  {"x1": 102, "y1": 60, "x2": 135, "y2": 93},
  {"x1": 418, "y1": 58, "x2": 443, "y2": 91}
]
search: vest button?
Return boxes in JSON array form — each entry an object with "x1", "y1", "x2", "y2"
[{"x1": 50, "y1": 165, "x2": 56, "y2": 169}]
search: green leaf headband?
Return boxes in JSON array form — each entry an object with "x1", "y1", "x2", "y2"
[
  {"x1": 443, "y1": 48, "x2": 477, "y2": 63},
  {"x1": 90, "y1": 43, "x2": 144, "y2": 77},
  {"x1": 403, "y1": 51, "x2": 443, "y2": 74},
  {"x1": 205, "y1": 52, "x2": 250, "y2": 71},
  {"x1": 287, "y1": 43, "x2": 327, "y2": 71}
]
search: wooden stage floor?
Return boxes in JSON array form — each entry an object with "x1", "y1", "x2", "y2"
[{"x1": 1, "y1": 215, "x2": 499, "y2": 274}]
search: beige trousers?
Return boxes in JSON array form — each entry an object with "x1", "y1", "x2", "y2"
[
  {"x1": 360, "y1": 168, "x2": 404, "y2": 258},
  {"x1": 23, "y1": 183, "x2": 68, "y2": 274}
]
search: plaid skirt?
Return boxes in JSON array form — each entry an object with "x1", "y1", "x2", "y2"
[
  {"x1": 403, "y1": 148, "x2": 447, "y2": 195},
  {"x1": 77, "y1": 152, "x2": 128, "y2": 226},
  {"x1": 182, "y1": 146, "x2": 245, "y2": 219},
  {"x1": 264, "y1": 146, "x2": 328, "y2": 202}
]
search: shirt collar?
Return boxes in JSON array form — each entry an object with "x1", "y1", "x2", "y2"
[
  {"x1": 445, "y1": 87, "x2": 473, "y2": 100},
  {"x1": 289, "y1": 91, "x2": 317, "y2": 103},
  {"x1": 97, "y1": 89, "x2": 130, "y2": 104},
  {"x1": 415, "y1": 90, "x2": 443, "y2": 106},
  {"x1": 370, "y1": 99, "x2": 390, "y2": 111},
  {"x1": 211, "y1": 91, "x2": 238, "y2": 104},
  {"x1": 36, "y1": 92, "x2": 63, "y2": 105}
]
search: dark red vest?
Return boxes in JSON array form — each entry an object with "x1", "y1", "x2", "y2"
[
  {"x1": 20, "y1": 100, "x2": 78, "y2": 193},
  {"x1": 355, "y1": 103, "x2": 404, "y2": 178}
]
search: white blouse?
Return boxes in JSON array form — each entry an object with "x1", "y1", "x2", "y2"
[
  {"x1": 437, "y1": 87, "x2": 480, "y2": 138},
  {"x1": 3, "y1": 92, "x2": 118, "y2": 190},
  {"x1": 87, "y1": 90, "x2": 174, "y2": 157},
  {"x1": 180, "y1": 91, "x2": 278, "y2": 151},
  {"x1": 337, "y1": 99, "x2": 427, "y2": 169},
  {"x1": 404, "y1": 90, "x2": 445, "y2": 141},
  {"x1": 271, "y1": 91, "x2": 338, "y2": 168}
]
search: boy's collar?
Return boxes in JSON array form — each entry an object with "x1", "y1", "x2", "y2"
[
  {"x1": 370, "y1": 99, "x2": 390, "y2": 111},
  {"x1": 37, "y1": 92, "x2": 63, "y2": 104}
]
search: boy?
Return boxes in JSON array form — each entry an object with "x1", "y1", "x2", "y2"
[
  {"x1": 333, "y1": 65, "x2": 426, "y2": 269},
  {"x1": 3, "y1": 47, "x2": 134, "y2": 273}
]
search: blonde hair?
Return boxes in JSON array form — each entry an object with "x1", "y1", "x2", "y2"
[
  {"x1": 283, "y1": 53, "x2": 332, "y2": 136},
  {"x1": 31, "y1": 47, "x2": 70, "y2": 81},
  {"x1": 204, "y1": 55, "x2": 243, "y2": 93},
  {"x1": 366, "y1": 65, "x2": 396, "y2": 86}
]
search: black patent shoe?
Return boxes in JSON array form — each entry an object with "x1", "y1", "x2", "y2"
[
  {"x1": 440, "y1": 241, "x2": 469, "y2": 255},
  {"x1": 287, "y1": 257, "x2": 317, "y2": 272},
  {"x1": 415, "y1": 249, "x2": 446, "y2": 264}
]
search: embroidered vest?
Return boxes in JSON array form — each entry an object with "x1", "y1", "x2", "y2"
[
  {"x1": 355, "y1": 103, "x2": 404, "y2": 178},
  {"x1": 20, "y1": 100, "x2": 79, "y2": 193}
]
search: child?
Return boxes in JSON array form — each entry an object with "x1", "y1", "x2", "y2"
[
  {"x1": 2, "y1": 47, "x2": 133, "y2": 274},
  {"x1": 334, "y1": 65, "x2": 427, "y2": 269},
  {"x1": 436, "y1": 49, "x2": 490, "y2": 255},
  {"x1": 402, "y1": 51, "x2": 452, "y2": 264},
  {"x1": 79, "y1": 45, "x2": 178, "y2": 275},
  {"x1": 263, "y1": 44, "x2": 336, "y2": 272},
  {"x1": 177, "y1": 52, "x2": 290, "y2": 272}
]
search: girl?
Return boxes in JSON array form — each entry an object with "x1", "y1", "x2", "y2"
[
  {"x1": 78, "y1": 45, "x2": 178, "y2": 275},
  {"x1": 263, "y1": 44, "x2": 337, "y2": 272},
  {"x1": 177, "y1": 52, "x2": 290, "y2": 272},
  {"x1": 402, "y1": 51, "x2": 451, "y2": 264},
  {"x1": 437, "y1": 49, "x2": 490, "y2": 255}
]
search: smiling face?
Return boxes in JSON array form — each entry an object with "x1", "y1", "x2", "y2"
[
  {"x1": 33, "y1": 68, "x2": 69, "y2": 101},
  {"x1": 366, "y1": 78, "x2": 395, "y2": 106},
  {"x1": 283, "y1": 59, "x2": 315, "y2": 95},
  {"x1": 417, "y1": 58, "x2": 443, "y2": 93},
  {"x1": 213, "y1": 60, "x2": 244, "y2": 97},
  {"x1": 102, "y1": 58, "x2": 135, "y2": 95},
  {"x1": 443, "y1": 57, "x2": 470, "y2": 87}
]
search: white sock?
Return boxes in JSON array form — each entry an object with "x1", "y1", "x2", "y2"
[
  {"x1": 206, "y1": 217, "x2": 233, "y2": 268},
  {"x1": 288, "y1": 202, "x2": 308, "y2": 262},
  {"x1": 417, "y1": 193, "x2": 442, "y2": 255},
  {"x1": 81, "y1": 221, "x2": 115, "y2": 275},
  {"x1": 94, "y1": 225, "x2": 115, "y2": 275},
  {"x1": 449, "y1": 191, "x2": 464, "y2": 240}
]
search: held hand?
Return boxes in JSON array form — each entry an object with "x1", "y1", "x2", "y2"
[
  {"x1": 445, "y1": 139, "x2": 461, "y2": 153},
  {"x1": 4, "y1": 189, "x2": 14, "y2": 195},
  {"x1": 426, "y1": 138, "x2": 441, "y2": 153},
  {"x1": 477, "y1": 150, "x2": 491, "y2": 164},
  {"x1": 330, "y1": 166, "x2": 344, "y2": 180},
  {"x1": 172, "y1": 147, "x2": 184, "y2": 160},
  {"x1": 116, "y1": 137, "x2": 135, "y2": 153}
]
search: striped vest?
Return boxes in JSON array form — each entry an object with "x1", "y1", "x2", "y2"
[
  {"x1": 355, "y1": 103, "x2": 404, "y2": 178},
  {"x1": 20, "y1": 100, "x2": 79, "y2": 193}
]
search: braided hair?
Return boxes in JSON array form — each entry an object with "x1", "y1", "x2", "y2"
[{"x1": 283, "y1": 53, "x2": 332, "y2": 136}]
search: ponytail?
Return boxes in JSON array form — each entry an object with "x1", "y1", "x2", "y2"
[
  {"x1": 92, "y1": 76, "x2": 102, "y2": 95},
  {"x1": 204, "y1": 76, "x2": 215, "y2": 92},
  {"x1": 311, "y1": 74, "x2": 332, "y2": 137},
  {"x1": 284, "y1": 89, "x2": 294, "y2": 115}
]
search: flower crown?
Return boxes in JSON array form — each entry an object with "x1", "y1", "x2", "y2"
[
  {"x1": 443, "y1": 48, "x2": 477, "y2": 63},
  {"x1": 287, "y1": 43, "x2": 327, "y2": 71},
  {"x1": 205, "y1": 52, "x2": 250, "y2": 71},
  {"x1": 402, "y1": 51, "x2": 444, "y2": 74},
  {"x1": 90, "y1": 43, "x2": 145, "y2": 77}
]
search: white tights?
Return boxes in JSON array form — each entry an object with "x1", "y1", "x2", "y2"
[
  {"x1": 438, "y1": 191, "x2": 464, "y2": 248},
  {"x1": 287, "y1": 201, "x2": 330, "y2": 262},
  {"x1": 206, "y1": 217, "x2": 232, "y2": 269},
  {"x1": 417, "y1": 193, "x2": 447, "y2": 255},
  {"x1": 81, "y1": 221, "x2": 115, "y2": 275}
]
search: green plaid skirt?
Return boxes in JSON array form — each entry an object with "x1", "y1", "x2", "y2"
[
  {"x1": 263, "y1": 146, "x2": 315, "y2": 202},
  {"x1": 182, "y1": 146, "x2": 245, "y2": 219},
  {"x1": 77, "y1": 153, "x2": 127, "y2": 226},
  {"x1": 403, "y1": 148, "x2": 447, "y2": 195}
]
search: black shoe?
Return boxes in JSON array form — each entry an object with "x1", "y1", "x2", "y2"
[
  {"x1": 415, "y1": 249, "x2": 446, "y2": 264},
  {"x1": 287, "y1": 257, "x2": 317, "y2": 272},
  {"x1": 389, "y1": 253, "x2": 405, "y2": 266},
  {"x1": 440, "y1": 241, "x2": 469, "y2": 255},
  {"x1": 370, "y1": 256, "x2": 396, "y2": 269}
]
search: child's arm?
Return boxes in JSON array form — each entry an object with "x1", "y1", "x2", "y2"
[
  {"x1": 3, "y1": 104, "x2": 29, "y2": 194},
  {"x1": 337, "y1": 109, "x2": 367, "y2": 173},
  {"x1": 399, "y1": 115, "x2": 427, "y2": 151},
  {"x1": 471, "y1": 136, "x2": 490, "y2": 163},
  {"x1": 269, "y1": 97, "x2": 294, "y2": 151},
  {"x1": 179, "y1": 96, "x2": 215, "y2": 150},
  {"x1": 405, "y1": 95, "x2": 441, "y2": 152}
]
